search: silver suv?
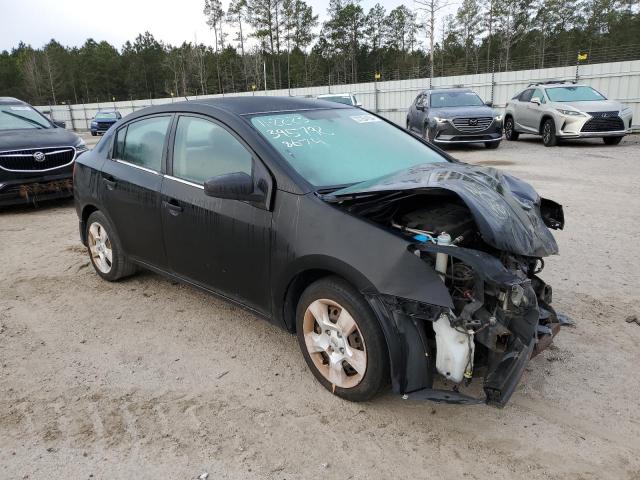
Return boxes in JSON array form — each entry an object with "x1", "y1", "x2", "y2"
[{"x1": 504, "y1": 81, "x2": 633, "y2": 146}]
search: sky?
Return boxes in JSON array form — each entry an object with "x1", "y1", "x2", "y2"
[{"x1": 0, "y1": 0, "x2": 459, "y2": 52}]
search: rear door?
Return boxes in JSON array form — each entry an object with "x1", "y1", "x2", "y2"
[
  {"x1": 161, "y1": 114, "x2": 273, "y2": 315},
  {"x1": 513, "y1": 89, "x2": 534, "y2": 131},
  {"x1": 100, "y1": 114, "x2": 172, "y2": 268}
]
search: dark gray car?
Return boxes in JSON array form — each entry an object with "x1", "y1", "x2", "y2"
[{"x1": 406, "y1": 88, "x2": 503, "y2": 149}]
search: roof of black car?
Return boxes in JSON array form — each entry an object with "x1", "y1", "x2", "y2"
[
  {"x1": 0, "y1": 97, "x2": 27, "y2": 105},
  {"x1": 189, "y1": 96, "x2": 351, "y2": 115}
]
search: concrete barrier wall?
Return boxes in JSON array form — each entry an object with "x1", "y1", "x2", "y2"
[{"x1": 36, "y1": 60, "x2": 640, "y2": 131}]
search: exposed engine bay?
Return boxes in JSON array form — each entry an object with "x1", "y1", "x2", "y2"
[{"x1": 324, "y1": 163, "x2": 566, "y2": 406}]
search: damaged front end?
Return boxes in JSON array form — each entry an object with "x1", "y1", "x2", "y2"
[{"x1": 324, "y1": 162, "x2": 566, "y2": 406}]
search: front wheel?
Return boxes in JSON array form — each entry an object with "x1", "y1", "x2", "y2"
[
  {"x1": 86, "y1": 211, "x2": 137, "y2": 281},
  {"x1": 603, "y1": 136, "x2": 623, "y2": 145},
  {"x1": 504, "y1": 117, "x2": 519, "y2": 140},
  {"x1": 542, "y1": 118, "x2": 558, "y2": 147},
  {"x1": 296, "y1": 277, "x2": 389, "y2": 402},
  {"x1": 485, "y1": 140, "x2": 501, "y2": 149}
]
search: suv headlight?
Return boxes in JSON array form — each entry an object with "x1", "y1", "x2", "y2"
[
  {"x1": 432, "y1": 117, "x2": 449, "y2": 123},
  {"x1": 620, "y1": 106, "x2": 632, "y2": 115},
  {"x1": 494, "y1": 114, "x2": 503, "y2": 122},
  {"x1": 556, "y1": 108, "x2": 584, "y2": 116}
]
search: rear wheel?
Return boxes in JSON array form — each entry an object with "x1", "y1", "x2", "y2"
[
  {"x1": 542, "y1": 118, "x2": 558, "y2": 147},
  {"x1": 485, "y1": 140, "x2": 501, "y2": 149},
  {"x1": 504, "y1": 116, "x2": 519, "y2": 140},
  {"x1": 296, "y1": 277, "x2": 388, "y2": 402},
  {"x1": 603, "y1": 136, "x2": 623, "y2": 145},
  {"x1": 86, "y1": 211, "x2": 137, "y2": 281}
]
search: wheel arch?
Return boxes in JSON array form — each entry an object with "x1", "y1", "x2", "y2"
[
  {"x1": 539, "y1": 114, "x2": 555, "y2": 135},
  {"x1": 80, "y1": 204, "x2": 100, "y2": 245},
  {"x1": 279, "y1": 256, "x2": 377, "y2": 333}
]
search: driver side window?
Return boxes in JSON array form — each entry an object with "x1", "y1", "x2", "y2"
[
  {"x1": 415, "y1": 94, "x2": 425, "y2": 108},
  {"x1": 172, "y1": 116, "x2": 253, "y2": 185},
  {"x1": 519, "y1": 89, "x2": 534, "y2": 102},
  {"x1": 533, "y1": 88, "x2": 546, "y2": 103}
]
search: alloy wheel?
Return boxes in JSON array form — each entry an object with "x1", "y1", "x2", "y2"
[
  {"x1": 302, "y1": 298, "x2": 367, "y2": 389},
  {"x1": 506, "y1": 119, "x2": 513, "y2": 138},
  {"x1": 88, "y1": 221, "x2": 113, "y2": 274},
  {"x1": 543, "y1": 122, "x2": 551, "y2": 144}
]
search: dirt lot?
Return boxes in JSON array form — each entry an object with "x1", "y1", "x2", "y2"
[{"x1": 1, "y1": 134, "x2": 640, "y2": 480}]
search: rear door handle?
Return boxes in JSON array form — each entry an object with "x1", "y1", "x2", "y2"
[
  {"x1": 162, "y1": 199, "x2": 183, "y2": 215},
  {"x1": 102, "y1": 177, "x2": 116, "y2": 190}
]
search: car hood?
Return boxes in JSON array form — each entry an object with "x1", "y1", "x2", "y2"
[
  {"x1": 93, "y1": 118, "x2": 118, "y2": 123},
  {"x1": 0, "y1": 127, "x2": 80, "y2": 151},
  {"x1": 552, "y1": 100, "x2": 622, "y2": 113},
  {"x1": 325, "y1": 162, "x2": 562, "y2": 258},
  {"x1": 430, "y1": 105, "x2": 496, "y2": 118}
]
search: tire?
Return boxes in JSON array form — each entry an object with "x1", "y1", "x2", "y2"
[
  {"x1": 85, "y1": 210, "x2": 137, "y2": 281},
  {"x1": 91, "y1": 131, "x2": 97, "y2": 136},
  {"x1": 542, "y1": 118, "x2": 558, "y2": 147},
  {"x1": 603, "y1": 136, "x2": 623, "y2": 145},
  {"x1": 296, "y1": 276, "x2": 389, "y2": 402},
  {"x1": 485, "y1": 140, "x2": 501, "y2": 149},
  {"x1": 504, "y1": 116, "x2": 519, "y2": 140}
]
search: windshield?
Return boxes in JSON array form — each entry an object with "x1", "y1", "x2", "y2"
[
  {"x1": 546, "y1": 86, "x2": 606, "y2": 102},
  {"x1": 95, "y1": 112, "x2": 118, "y2": 120},
  {"x1": 0, "y1": 105, "x2": 51, "y2": 130},
  {"x1": 250, "y1": 109, "x2": 445, "y2": 188},
  {"x1": 430, "y1": 91, "x2": 484, "y2": 108},
  {"x1": 319, "y1": 96, "x2": 354, "y2": 106}
]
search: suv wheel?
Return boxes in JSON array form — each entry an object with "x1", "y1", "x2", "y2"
[
  {"x1": 542, "y1": 118, "x2": 558, "y2": 147},
  {"x1": 86, "y1": 211, "x2": 137, "y2": 281},
  {"x1": 296, "y1": 276, "x2": 389, "y2": 402},
  {"x1": 603, "y1": 136, "x2": 623, "y2": 145},
  {"x1": 504, "y1": 116, "x2": 519, "y2": 141}
]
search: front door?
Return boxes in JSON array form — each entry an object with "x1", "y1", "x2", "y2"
[
  {"x1": 100, "y1": 114, "x2": 172, "y2": 267},
  {"x1": 161, "y1": 114, "x2": 272, "y2": 315}
]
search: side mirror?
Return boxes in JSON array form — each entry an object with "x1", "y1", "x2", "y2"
[
  {"x1": 530, "y1": 97, "x2": 541, "y2": 105},
  {"x1": 485, "y1": 101, "x2": 493, "y2": 107},
  {"x1": 204, "y1": 172, "x2": 265, "y2": 203},
  {"x1": 416, "y1": 104, "x2": 425, "y2": 111},
  {"x1": 53, "y1": 120, "x2": 66, "y2": 128}
]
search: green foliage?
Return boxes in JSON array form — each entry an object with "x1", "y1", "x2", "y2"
[{"x1": 0, "y1": 0, "x2": 638, "y2": 104}]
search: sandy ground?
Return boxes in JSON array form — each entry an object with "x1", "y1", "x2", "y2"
[{"x1": 1, "y1": 133, "x2": 640, "y2": 480}]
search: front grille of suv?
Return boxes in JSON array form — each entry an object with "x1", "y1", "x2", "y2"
[
  {"x1": 581, "y1": 112, "x2": 624, "y2": 132},
  {"x1": 452, "y1": 117, "x2": 493, "y2": 133},
  {"x1": 0, "y1": 147, "x2": 76, "y2": 172}
]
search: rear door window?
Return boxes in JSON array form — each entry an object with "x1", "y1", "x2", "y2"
[
  {"x1": 116, "y1": 116, "x2": 171, "y2": 171},
  {"x1": 519, "y1": 89, "x2": 534, "y2": 102},
  {"x1": 172, "y1": 116, "x2": 253, "y2": 184}
]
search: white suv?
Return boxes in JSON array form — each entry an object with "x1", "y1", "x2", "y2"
[{"x1": 504, "y1": 82, "x2": 633, "y2": 146}]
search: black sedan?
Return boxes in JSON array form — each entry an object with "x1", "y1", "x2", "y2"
[
  {"x1": 74, "y1": 97, "x2": 565, "y2": 406},
  {"x1": 407, "y1": 88, "x2": 503, "y2": 148},
  {"x1": 1, "y1": 97, "x2": 87, "y2": 207}
]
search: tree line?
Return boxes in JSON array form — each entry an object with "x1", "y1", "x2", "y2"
[{"x1": 1, "y1": 0, "x2": 638, "y2": 105}]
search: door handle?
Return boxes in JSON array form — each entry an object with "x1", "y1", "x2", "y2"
[
  {"x1": 102, "y1": 176, "x2": 116, "y2": 190},
  {"x1": 162, "y1": 199, "x2": 183, "y2": 215}
]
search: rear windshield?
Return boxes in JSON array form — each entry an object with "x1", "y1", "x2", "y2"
[
  {"x1": 319, "y1": 96, "x2": 354, "y2": 105},
  {"x1": 430, "y1": 91, "x2": 484, "y2": 108},
  {"x1": 546, "y1": 86, "x2": 606, "y2": 102},
  {"x1": 250, "y1": 108, "x2": 445, "y2": 188},
  {"x1": 0, "y1": 105, "x2": 51, "y2": 130}
]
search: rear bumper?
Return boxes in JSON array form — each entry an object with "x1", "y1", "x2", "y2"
[{"x1": 0, "y1": 172, "x2": 73, "y2": 206}]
